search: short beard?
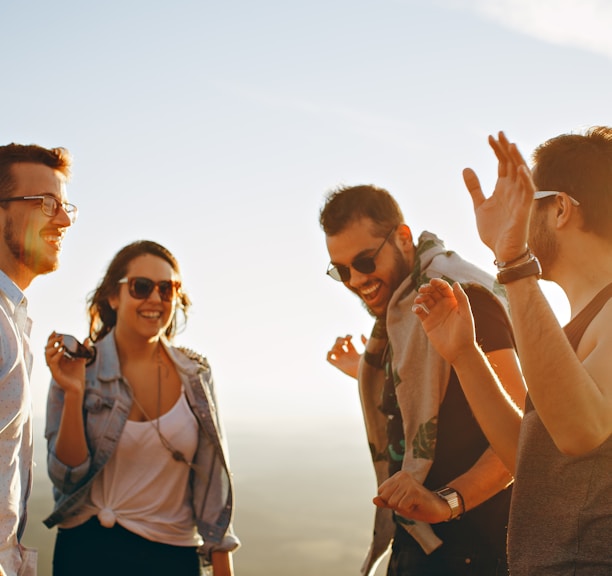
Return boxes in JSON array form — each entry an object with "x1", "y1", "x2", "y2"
[
  {"x1": 3, "y1": 216, "x2": 55, "y2": 277},
  {"x1": 529, "y1": 208, "x2": 558, "y2": 279},
  {"x1": 358, "y1": 243, "x2": 411, "y2": 319}
]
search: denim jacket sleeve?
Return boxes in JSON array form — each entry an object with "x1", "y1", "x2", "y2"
[
  {"x1": 45, "y1": 379, "x2": 92, "y2": 494},
  {"x1": 177, "y1": 348, "x2": 240, "y2": 562},
  {"x1": 44, "y1": 333, "x2": 131, "y2": 526}
]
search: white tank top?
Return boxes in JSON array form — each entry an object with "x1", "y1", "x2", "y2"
[{"x1": 63, "y1": 389, "x2": 202, "y2": 547}]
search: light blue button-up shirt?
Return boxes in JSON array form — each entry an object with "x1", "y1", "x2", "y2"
[{"x1": 0, "y1": 270, "x2": 34, "y2": 576}]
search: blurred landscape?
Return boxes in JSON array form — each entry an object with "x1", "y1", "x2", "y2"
[{"x1": 24, "y1": 417, "x2": 389, "y2": 576}]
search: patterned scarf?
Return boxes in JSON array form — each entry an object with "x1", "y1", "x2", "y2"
[{"x1": 359, "y1": 231, "x2": 508, "y2": 576}]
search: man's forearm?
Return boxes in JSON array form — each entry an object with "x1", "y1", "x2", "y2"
[
  {"x1": 453, "y1": 346, "x2": 523, "y2": 474},
  {"x1": 447, "y1": 447, "x2": 513, "y2": 513},
  {"x1": 506, "y1": 276, "x2": 610, "y2": 454}
]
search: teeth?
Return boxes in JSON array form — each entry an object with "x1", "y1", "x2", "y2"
[
  {"x1": 361, "y1": 282, "x2": 380, "y2": 298},
  {"x1": 43, "y1": 235, "x2": 62, "y2": 245},
  {"x1": 140, "y1": 311, "x2": 161, "y2": 319}
]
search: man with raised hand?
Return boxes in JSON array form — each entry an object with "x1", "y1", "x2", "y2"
[
  {"x1": 321, "y1": 184, "x2": 525, "y2": 575},
  {"x1": 0, "y1": 144, "x2": 75, "y2": 576},
  {"x1": 409, "y1": 128, "x2": 612, "y2": 574}
]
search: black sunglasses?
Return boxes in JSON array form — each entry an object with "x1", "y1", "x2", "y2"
[
  {"x1": 118, "y1": 277, "x2": 181, "y2": 302},
  {"x1": 59, "y1": 334, "x2": 97, "y2": 365},
  {"x1": 326, "y1": 227, "x2": 396, "y2": 282}
]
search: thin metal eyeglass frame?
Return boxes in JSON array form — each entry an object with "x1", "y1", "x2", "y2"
[
  {"x1": 0, "y1": 194, "x2": 78, "y2": 223},
  {"x1": 326, "y1": 226, "x2": 397, "y2": 282},
  {"x1": 118, "y1": 277, "x2": 181, "y2": 302},
  {"x1": 534, "y1": 191, "x2": 580, "y2": 206}
]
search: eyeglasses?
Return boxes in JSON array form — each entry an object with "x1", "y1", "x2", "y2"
[
  {"x1": 118, "y1": 277, "x2": 181, "y2": 302},
  {"x1": 326, "y1": 227, "x2": 396, "y2": 282},
  {"x1": 534, "y1": 191, "x2": 580, "y2": 206},
  {"x1": 0, "y1": 194, "x2": 78, "y2": 223}
]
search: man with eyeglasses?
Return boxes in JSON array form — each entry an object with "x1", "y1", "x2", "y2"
[
  {"x1": 0, "y1": 143, "x2": 75, "y2": 576},
  {"x1": 406, "y1": 127, "x2": 612, "y2": 575},
  {"x1": 320, "y1": 185, "x2": 525, "y2": 576}
]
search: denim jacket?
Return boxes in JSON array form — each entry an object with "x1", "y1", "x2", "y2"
[{"x1": 43, "y1": 330, "x2": 239, "y2": 562}]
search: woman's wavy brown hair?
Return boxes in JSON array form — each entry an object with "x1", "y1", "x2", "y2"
[{"x1": 87, "y1": 240, "x2": 191, "y2": 342}]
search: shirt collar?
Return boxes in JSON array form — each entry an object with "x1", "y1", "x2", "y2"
[{"x1": 0, "y1": 269, "x2": 27, "y2": 309}]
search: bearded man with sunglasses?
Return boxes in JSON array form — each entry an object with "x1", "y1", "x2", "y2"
[
  {"x1": 320, "y1": 184, "x2": 525, "y2": 576},
  {"x1": 0, "y1": 143, "x2": 75, "y2": 576},
  {"x1": 410, "y1": 128, "x2": 612, "y2": 575}
]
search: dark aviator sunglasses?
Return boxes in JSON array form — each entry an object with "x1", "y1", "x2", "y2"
[
  {"x1": 118, "y1": 277, "x2": 181, "y2": 302},
  {"x1": 326, "y1": 227, "x2": 396, "y2": 282}
]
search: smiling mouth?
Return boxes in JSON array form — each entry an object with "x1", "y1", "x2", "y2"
[
  {"x1": 140, "y1": 311, "x2": 162, "y2": 320},
  {"x1": 41, "y1": 230, "x2": 65, "y2": 249},
  {"x1": 360, "y1": 281, "x2": 381, "y2": 302}
]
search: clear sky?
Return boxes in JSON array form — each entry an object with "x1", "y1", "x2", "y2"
[{"x1": 2, "y1": 0, "x2": 612, "y2": 431}]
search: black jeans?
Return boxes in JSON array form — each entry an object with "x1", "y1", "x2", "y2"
[
  {"x1": 53, "y1": 517, "x2": 201, "y2": 576},
  {"x1": 387, "y1": 525, "x2": 509, "y2": 576}
]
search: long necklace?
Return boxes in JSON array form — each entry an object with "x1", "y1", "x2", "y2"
[{"x1": 128, "y1": 345, "x2": 190, "y2": 465}]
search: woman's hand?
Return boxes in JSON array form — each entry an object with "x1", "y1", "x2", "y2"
[
  {"x1": 211, "y1": 551, "x2": 233, "y2": 576},
  {"x1": 45, "y1": 332, "x2": 87, "y2": 396}
]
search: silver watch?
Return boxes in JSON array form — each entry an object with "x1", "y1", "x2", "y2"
[{"x1": 435, "y1": 487, "x2": 464, "y2": 521}]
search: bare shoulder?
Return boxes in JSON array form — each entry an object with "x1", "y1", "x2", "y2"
[{"x1": 577, "y1": 298, "x2": 612, "y2": 383}]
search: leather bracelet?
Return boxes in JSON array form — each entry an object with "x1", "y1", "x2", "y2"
[
  {"x1": 497, "y1": 255, "x2": 542, "y2": 284},
  {"x1": 494, "y1": 247, "x2": 530, "y2": 269}
]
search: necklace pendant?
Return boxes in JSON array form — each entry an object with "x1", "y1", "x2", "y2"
[{"x1": 172, "y1": 450, "x2": 186, "y2": 463}]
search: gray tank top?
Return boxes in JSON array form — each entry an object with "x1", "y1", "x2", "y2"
[{"x1": 508, "y1": 283, "x2": 612, "y2": 575}]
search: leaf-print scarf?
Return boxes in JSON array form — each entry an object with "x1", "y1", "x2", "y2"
[{"x1": 359, "y1": 231, "x2": 509, "y2": 576}]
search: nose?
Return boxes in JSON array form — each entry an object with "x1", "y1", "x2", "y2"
[
  {"x1": 347, "y1": 266, "x2": 369, "y2": 289},
  {"x1": 147, "y1": 285, "x2": 164, "y2": 302},
  {"x1": 53, "y1": 204, "x2": 74, "y2": 227}
]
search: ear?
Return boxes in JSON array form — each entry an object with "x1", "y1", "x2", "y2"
[
  {"x1": 553, "y1": 193, "x2": 578, "y2": 230},
  {"x1": 396, "y1": 223, "x2": 414, "y2": 250},
  {"x1": 108, "y1": 294, "x2": 119, "y2": 311}
]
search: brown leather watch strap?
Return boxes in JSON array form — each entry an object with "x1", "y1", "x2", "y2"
[{"x1": 497, "y1": 256, "x2": 542, "y2": 284}]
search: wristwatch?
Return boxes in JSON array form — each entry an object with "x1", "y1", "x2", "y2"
[
  {"x1": 496, "y1": 255, "x2": 542, "y2": 284},
  {"x1": 435, "y1": 486, "x2": 465, "y2": 521}
]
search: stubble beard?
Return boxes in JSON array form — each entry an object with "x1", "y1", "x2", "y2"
[
  {"x1": 358, "y1": 244, "x2": 412, "y2": 319},
  {"x1": 3, "y1": 216, "x2": 57, "y2": 278},
  {"x1": 529, "y1": 209, "x2": 558, "y2": 280}
]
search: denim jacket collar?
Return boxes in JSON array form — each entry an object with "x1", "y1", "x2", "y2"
[{"x1": 95, "y1": 329, "x2": 201, "y2": 383}]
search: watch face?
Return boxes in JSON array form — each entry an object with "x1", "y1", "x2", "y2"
[{"x1": 436, "y1": 487, "x2": 464, "y2": 520}]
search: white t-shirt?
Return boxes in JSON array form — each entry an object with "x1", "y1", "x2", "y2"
[{"x1": 64, "y1": 389, "x2": 202, "y2": 547}]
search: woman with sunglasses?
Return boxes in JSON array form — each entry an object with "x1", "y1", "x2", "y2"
[{"x1": 43, "y1": 240, "x2": 239, "y2": 576}]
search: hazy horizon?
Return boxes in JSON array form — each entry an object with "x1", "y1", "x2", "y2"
[
  {"x1": 6, "y1": 1, "x2": 612, "y2": 574},
  {"x1": 25, "y1": 415, "x2": 390, "y2": 576}
]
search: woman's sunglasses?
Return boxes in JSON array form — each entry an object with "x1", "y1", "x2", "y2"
[
  {"x1": 58, "y1": 334, "x2": 97, "y2": 365},
  {"x1": 326, "y1": 227, "x2": 396, "y2": 282},
  {"x1": 118, "y1": 277, "x2": 181, "y2": 302}
]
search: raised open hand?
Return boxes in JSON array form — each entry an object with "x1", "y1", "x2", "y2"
[
  {"x1": 326, "y1": 334, "x2": 367, "y2": 379},
  {"x1": 463, "y1": 131, "x2": 536, "y2": 262}
]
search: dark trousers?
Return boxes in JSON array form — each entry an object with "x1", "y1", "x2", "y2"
[
  {"x1": 53, "y1": 517, "x2": 201, "y2": 576},
  {"x1": 387, "y1": 524, "x2": 509, "y2": 576}
]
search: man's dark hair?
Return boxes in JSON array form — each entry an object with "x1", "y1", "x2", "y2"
[
  {"x1": 319, "y1": 184, "x2": 404, "y2": 237},
  {"x1": 0, "y1": 143, "x2": 72, "y2": 200},
  {"x1": 532, "y1": 126, "x2": 612, "y2": 242}
]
